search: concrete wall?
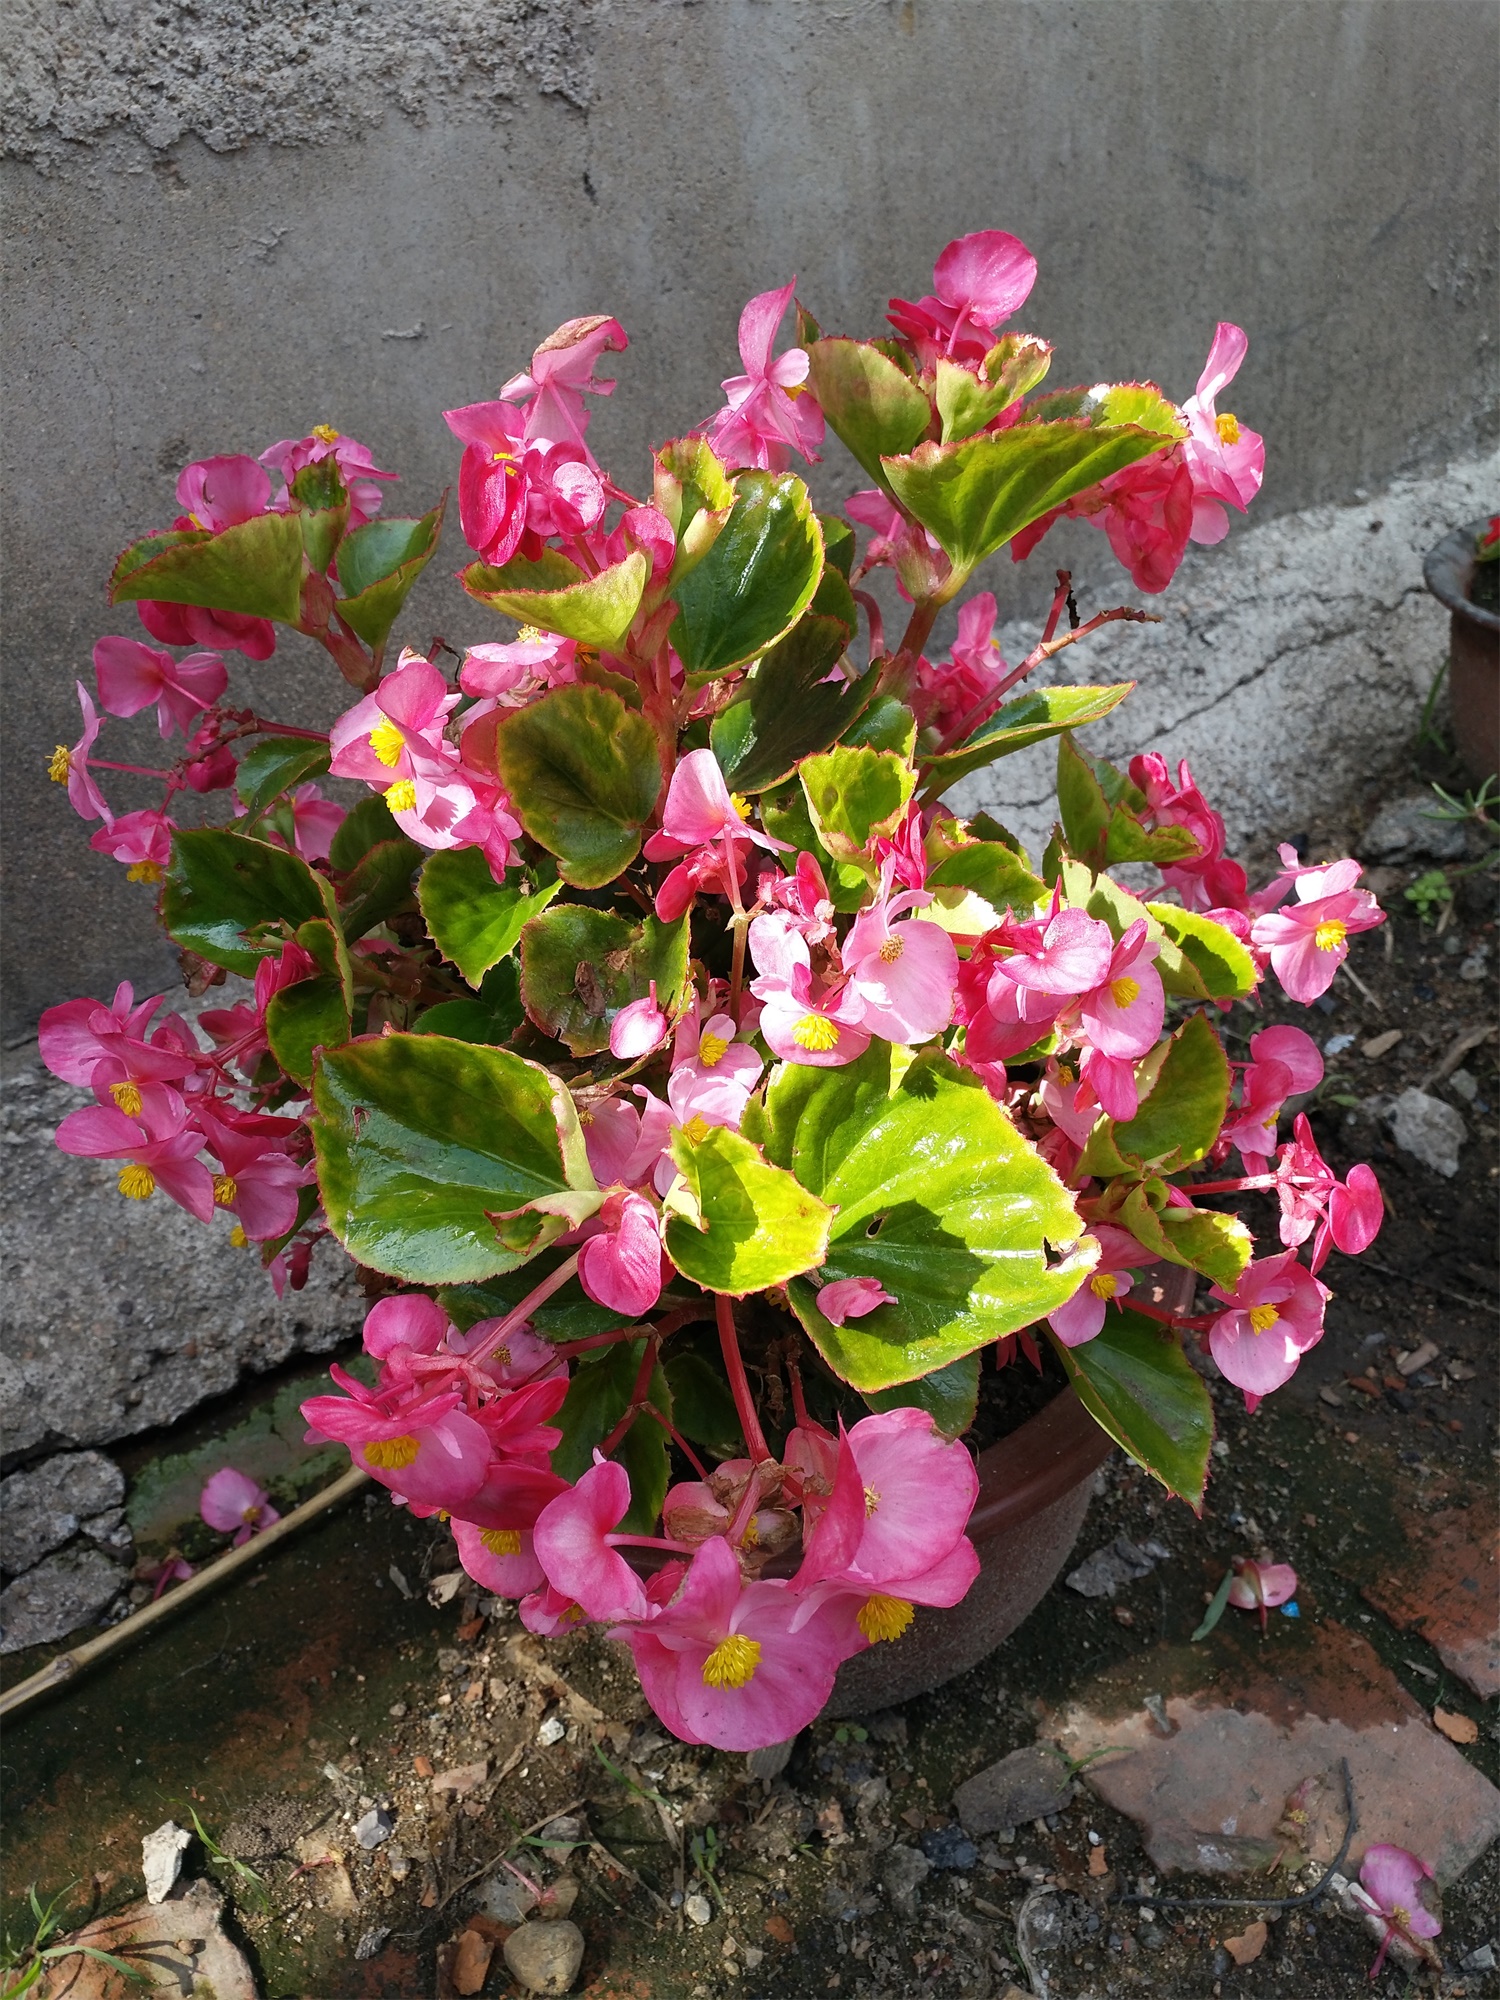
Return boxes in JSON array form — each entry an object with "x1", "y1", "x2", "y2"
[{"x1": 4, "y1": 0, "x2": 1498, "y2": 1036}]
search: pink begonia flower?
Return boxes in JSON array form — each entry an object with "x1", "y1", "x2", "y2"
[
  {"x1": 1250, "y1": 856, "x2": 1384, "y2": 1002},
  {"x1": 532, "y1": 1458, "x2": 652, "y2": 1623},
  {"x1": 667, "y1": 1011, "x2": 764, "y2": 1133},
  {"x1": 499, "y1": 315, "x2": 629, "y2": 458},
  {"x1": 582, "y1": 1088, "x2": 674, "y2": 1192},
  {"x1": 459, "y1": 632, "x2": 577, "y2": 710},
  {"x1": 1272, "y1": 1114, "x2": 1383, "y2": 1273},
  {"x1": 90, "y1": 808, "x2": 175, "y2": 883},
  {"x1": 846, "y1": 488, "x2": 948, "y2": 603},
  {"x1": 147, "y1": 1555, "x2": 195, "y2": 1600},
  {"x1": 1220, "y1": 1024, "x2": 1324, "y2": 1165},
  {"x1": 301, "y1": 1370, "x2": 492, "y2": 1509},
  {"x1": 1128, "y1": 752, "x2": 1251, "y2": 913},
  {"x1": 1180, "y1": 323, "x2": 1265, "y2": 546},
  {"x1": 451, "y1": 1516, "x2": 547, "y2": 1599},
  {"x1": 197, "y1": 941, "x2": 319, "y2": 1078},
  {"x1": 444, "y1": 394, "x2": 606, "y2": 566},
  {"x1": 200, "y1": 1466, "x2": 281, "y2": 1545},
  {"x1": 195, "y1": 1107, "x2": 306, "y2": 1242},
  {"x1": 610, "y1": 984, "x2": 670, "y2": 1061},
  {"x1": 48, "y1": 684, "x2": 113, "y2": 824},
  {"x1": 887, "y1": 230, "x2": 1038, "y2": 367},
  {"x1": 329, "y1": 650, "x2": 460, "y2": 789},
  {"x1": 283, "y1": 783, "x2": 345, "y2": 865},
  {"x1": 704, "y1": 279, "x2": 824, "y2": 474},
  {"x1": 917, "y1": 592, "x2": 1009, "y2": 744},
  {"x1": 815, "y1": 1277, "x2": 897, "y2": 1326},
  {"x1": 1208, "y1": 1250, "x2": 1328, "y2": 1409},
  {"x1": 1226, "y1": 1555, "x2": 1298, "y2": 1631},
  {"x1": 1075, "y1": 919, "x2": 1164, "y2": 1060},
  {"x1": 363, "y1": 1291, "x2": 451, "y2": 1360},
  {"x1": 136, "y1": 597, "x2": 276, "y2": 660},
  {"x1": 758, "y1": 851, "x2": 837, "y2": 949},
  {"x1": 93, "y1": 636, "x2": 227, "y2": 737},
  {"x1": 259, "y1": 427, "x2": 396, "y2": 530},
  {"x1": 1011, "y1": 446, "x2": 1195, "y2": 595},
  {"x1": 647, "y1": 749, "x2": 781, "y2": 860},
  {"x1": 749, "y1": 922, "x2": 872, "y2": 1070},
  {"x1": 1038, "y1": 1059, "x2": 1102, "y2": 1149},
  {"x1": 1046, "y1": 1224, "x2": 1148, "y2": 1347},
  {"x1": 39, "y1": 983, "x2": 200, "y2": 1087},
  {"x1": 617, "y1": 1533, "x2": 849, "y2": 1751},
  {"x1": 1353, "y1": 1844, "x2": 1442, "y2": 1977},
  {"x1": 54, "y1": 1095, "x2": 216, "y2": 1221},
  {"x1": 183, "y1": 742, "x2": 237, "y2": 794},
  {"x1": 842, "y1": 864, "x2": 959, "y2": 1044},
  {"x1": 576, "y1": 1188, "x2": 665, "y2": 1318},
  {"x1": 176, "y1": 455, "x2": 272, "y2": 532}
]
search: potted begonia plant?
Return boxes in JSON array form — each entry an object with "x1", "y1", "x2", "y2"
[{"x1": 43, "y1": 231, "x2": 1388, "y2": 1750}]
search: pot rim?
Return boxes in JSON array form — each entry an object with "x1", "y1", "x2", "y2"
[{"x1": 1423, "y1": 517, "x2": 1500, "y2": 634}]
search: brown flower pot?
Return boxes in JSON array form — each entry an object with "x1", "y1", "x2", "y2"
[{"x1": 1423, "y1": 519, "x2": 1500, "y2": 785}]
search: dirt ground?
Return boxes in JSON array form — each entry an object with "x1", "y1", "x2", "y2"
[{"x1": 4, "y1": 742, "x2": 1497, "y2": 2000}]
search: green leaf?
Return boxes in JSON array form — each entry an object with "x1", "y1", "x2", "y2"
[
  {"x1": 1191, "y1": 1563, "x2": 1238, "y2": 1641},
  {"x1": 1056, "y1": 731, "x2": 1113, "y2": 866},
  {"x1": 1146, "y1": 902, "x2": 1259, "y2": 1002},
  {"x1": 654, "y1": 436, "x2": 736, "y2": 585},
  {"x1": 461, "y1": 549, "x2": 649, "y2": 649},
  {"x1": 551, "y1": 1340, "x2": 671, "y2": 1532},
  {"x1": 234, "y1": 735, "x2": 332, "y2": 810},
  {"x1": 1023, "y1": 381, "x2": 1185, "y2": 437},
  {"x1": 920, "y1": 838, "x2": 1045, "y2": 935},
  {"x1": 863, "y1": 1353, "x2": 980, "y2": 1439},
  {"x1": 418, "y1": 848, "x2": 562, "y2": 987},
  {"x1": 662, "y1": 1125, "x2": 834, "y2": 1296},
  {"x1": 1080, "y1": 1012, "x2": 1229, "y2": 1175},
  {"x1": 162, "y1": 828, "x2": 336, "y2": 975},
  {"x1": 819, "y1": 513, "x2": 856, "y2": 580},
  {"x1": 803, "y1": 338, "x2": 933, "y2": 489},
  {"x1": 882, "y1": 417, "x2": 1178, "y2": 573},
  {"x1": 799, "y1": 744, "x2": 916, "y2": 861},
  {"x1": 294, "y1": 916, "x2": 355, "y2": 1010},
  {"x1": 709, "y1": 616, "x2": 866, "y2": 794},
  {"x1": 414, "y1": 962, "x2": 524, "y2": 1047},
  {"x1": 1158, "y1": 1204, "x2": 1253, "y2": 1287},
  {"x1": 1047, "y1": 1305, "x2": 1212, "y2": 1508},
  {"x1": 492, "y1": 684, "x2": 662, "y2": 888},
  {"x1": 919, "y1": 683, "x2": 1137, "y2": 795},
  {"x1": 338, "y1": 837, "x2": 423, "y2": 941},
  {"x1": 670, "y1": 471, "x2": 825, "y2": 678},
  {"x1": 766, "y1": 1044, "x2": 1090, "y2": 1391},
  {"x1": 312, "y1": 1033, "x2": 597, "y2": 1283},
  {"x1": 108, "y1": 511, "x2": 306, "y2": 622},
  {"x1": 335, "y1": 500, "x2": 446, "y2": 650},
  {"x1": 328, "y1": 794, "x2": 401, "y2": 870},
  {"x1": 759, "y1": 784, "x2": 871, "y2": 912},
  {"x1": 663, "y1": 1351, "x2": 744, "y2": 1459},
  {"x1": 934, "y1": 333, "x2": 1053, "y2": 445},
  {"x1": 266, "y1": 976, "x2": 352, "y2": 1086},
  {"x1": 1053, "y1": 736, "x2": 1201, "y2": 869},
  {"x1": 520, "y1": 905, "x2": 689, "y2": 1056},
  {"x1": 844, "y1": 696, "x2": 917, "y2": 759},
  {"x1": 289, "y1": 457, "x2": 349, "y2": 572}
]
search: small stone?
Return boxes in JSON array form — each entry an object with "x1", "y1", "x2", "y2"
[
  {"x1": 1065, "y1": 1536, "x2": 1164, "y2": 1598},
  {"x1": 142, "y1": 1820, "x2": 191, "y2": 1904},
  {"x1": 1359, "y1": 796, "x2": 1466, "y2": 864},
  {"x1": 1462, "y1": 1943, "x2": 1497, "y2": 1971},
  {"x1": 1361, "y1": 1029, "x2": 1404, "y2": 1059},
  {"x1": 1389, "y1": 1088, "x2": 1467, "y2": 1176},
  {"x1": 474, "y1": 1871, "x2": 538, "y2": 1922},
  {"x1": 919, "y1": 1824, "x2": 977, "y2": 1871},
  {"x1": 1447, "y1": 1067, "x2": 1480, "y2": 1101},
  {"x1": 451, "y1": 1927, "x2": 494, "y2": 1995},
  {"x1": 353, "y1": 1806, "x2": 394, "y2": 1850},
  {"x1": 502, "y1": 1918, "x2": 585, "y2": 1995},
  {"x1": 431, "y1": 1760, "x2": 487, "y2": 1796},
  {"x1": 41, "y1": 1880, "x2": 255, "y2": 1997},
  {"x1": 1459, "y1": 948, "x2": 1491, "y2": 981},
  {"x1": 1395, "y1": 1340, "x2": 1440, "y2": 1377},
  {"x1": 354, "y1": 1925, "x2": 391, "y2": 1960},
  {"x1": 537, "y1": 1714, "x2": 566, "y2": 1746},
  {"x1": 684, "y1": 1892, "x2": 713, "y2": 1926},
  {"x1": 881, "y1": 1843, "x2": 932, "y2": 1918},
  {"x1": 954, "y1": 1745, "x2": 1072, "y2": 1836},
  {"x1": 0, "y1": 1544, "x2": 126, "y2": 1652},
  {"x1": 1223, "y1": 1919, "x2": 1268, "y2": 1965},
  {"x1": 388, "y1": 1701, "x2": 407, "y2": 1719},
  {"x1": 538, "y1": 1814, "x2": 583, "y2": 1847},
  {"x1": 540, "y1": 1876, "x2": 579, "y2": 1919}
]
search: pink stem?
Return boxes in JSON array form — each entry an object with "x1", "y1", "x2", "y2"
[
  {"x1": 1190, "y1": 1175, "x2": 1275, "y2": 1195},
  {"x1": 599, "y1": 1337, "x2": 659, "y2": 1455},
  {"x1": 92, "y1": 759, "x2": 176, "y2": 779},
  {"x1": 636, "y1": 1401, "x2": 710, "y2": 1480},
  {"x1": 464, "y1": 1254, "x2": 581, "y2": 1366},
  {"x1": 716, "y1": 1295, "x2": 770, "y2": 1466}
]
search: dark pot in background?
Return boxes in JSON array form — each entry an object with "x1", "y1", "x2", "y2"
[{"x1": 1423, "y1": 518, "x2": 1499, "y2": 785}]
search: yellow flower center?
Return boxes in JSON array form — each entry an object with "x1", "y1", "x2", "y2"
[
  {"x1": 109, "y1": 1080, "x2": 143, "y2": 1116},
  {"x1": 856, "y1": 1594, "x2": 915, "y2": 1643},
  {"x1": 878, "y1": 936, "x2": 905, "y2": 963},
  {"x1": 697, "y1": 1031, "x2": 730, "y2": 1068},
  {"x1": 364, "y1": 1434, "x2": 421, "y2": 1471},
  {"x1": 1216, "y1": 412, "x2": 1241, "y2": 446},
  {"x1": 126, "y1": 860, "x2": 164, "y2": 885},
  {"x1": 311, "y1": 424, "x2": 341, "y2": 444},
  {"x1": 213, "y1": 1174, "x2": 238, "y2": 1207},
  {"x1": 117, "y1": 1164, "x2": 155, "y2": 1201},
  {"x1": 682, "y1": 1114, "x2": 712, "y2": 1145},
  {"x1": 863, "y1": 1484, "x2": 881, "y2": 1517},
  {"x1": 1248, "y1": 1302, "x2": 1280, "y2": 1335},
  {"x1": 729, "y1": 793, "x2": 750, "y2": 819},
  {"x1": 792, "y1": 1014, "x2": 839, "y2": 1052},
  {"x1": 701, "y1": 1633, "x2": 761, "y2": 1689},
  {"x1": 480, "y1": 1528, "x2": 523, "y2": 1556},
  {"x1": 229, "y1": 1224, "x2": 250, "y2": 1248},
  {"x1": 738, "y1": 1516, "x2": 759, "y2": 1548},
  {"x1": 48, "y1": 745, "x2": 72, "y2": 783},
  {"x1": 1090, "y1": 1271, "x2": 1120, "y2": 1300},
  {"x1": 517, "y1": 624, "x2": 544, "y2": 643},
  {"x1": 1110, "y1": 975, "x2": 1141, "y2": 1008},
  {"x1": 384, "y1": 779, "x2": 417, "y2": 812},
  {"x1": 1392, "y1": 1903, "x2": 1411, "y2": 1928},
  {"x1": 368, "y1": 718, "x2": 405, "y2": 767},
  {"x1": 1313, "y1": 919, "x2": 1347, "y2": 952}
]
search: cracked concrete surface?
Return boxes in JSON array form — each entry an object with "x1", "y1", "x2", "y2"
[{"x1": 956, "y1": 452, "x2": 1500, "y2": 859}]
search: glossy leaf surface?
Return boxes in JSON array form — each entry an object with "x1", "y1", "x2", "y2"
[
  {"x1": 162, "y1": 828, "x2": 336, "y2": 976},
  {"x1": 492, "y1": 684, "x2": 662, "y2": 887},
  {"x1": 418, "y1": 848, "x2": 562, "y2": 988},
  {"x1": 803, "y1": 338, "x2": 933, "y2": 489},
  {"x1": 461, "y1": 549, "x2": 649, "y2": 649},
  {"x1": 919, "y1": 683, "x2": 1136, "y2": 794},
  {"x1": 520, "y1": 905, "x2": 689, "y2": 1056},
  {"x1": 1048, "y1": 1306, "x2": 1212, "y2": 1508},
  {"x1": 109, "y1": 511, "x2": 306, "y2": 622},
  {"x1": 670, "y1": 471, "x2": 824, "y2": 677},
  {"x1": 662, "y1": 1125, "x2": 833, "y2": 1296},
  {"x1": 234, "y1": 736, "x2": 331, "y2": 809}
]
